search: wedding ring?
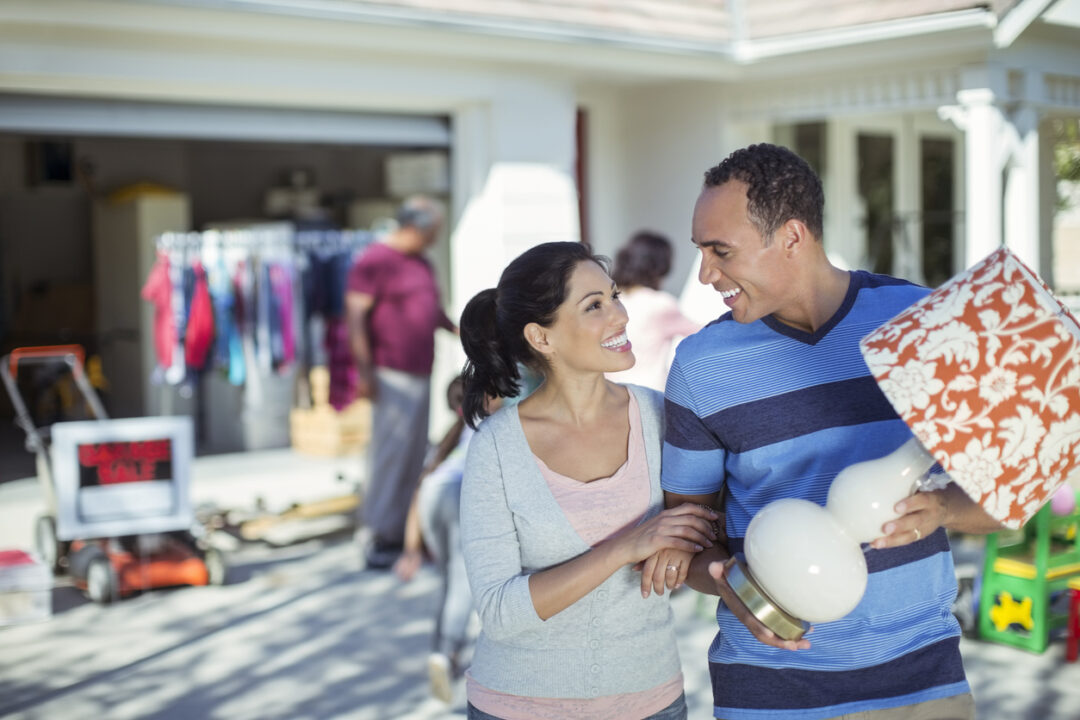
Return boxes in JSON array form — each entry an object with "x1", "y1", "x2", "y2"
[
  {"x1": 666, "y1": 564, "x2": 678, "y2": 572},
  {"x1": 913, "y1": 528, "x2": 922, "y2": 541}
]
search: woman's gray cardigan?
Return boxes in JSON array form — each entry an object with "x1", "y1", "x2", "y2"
[{"x1": 460, "y1": 384, "x2": 681, "y2": 699}]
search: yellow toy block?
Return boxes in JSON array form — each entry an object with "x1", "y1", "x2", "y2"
[{"x1": 989, "y1": 592, "x2": 1034, "y2": 632}]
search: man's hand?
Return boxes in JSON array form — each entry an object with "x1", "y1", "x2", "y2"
[
  {"x1": 709, "y1": 558, "x2": 812, "y2": 651},
  {"x1": 869, "y1": 484, "x2": 1003, "y2": 550},
  {"x1": 345, "y1": 290, "x2": 377, "y2": 400},
  {"x1": 354, "y1": 365, "x2": 377, "y2": 401}
]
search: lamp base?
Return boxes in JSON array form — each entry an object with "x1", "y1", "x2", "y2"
[{"x1": 725, "y1": 558, "x2": 809, "y2": 641}]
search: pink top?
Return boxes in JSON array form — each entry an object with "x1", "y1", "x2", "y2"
[
  {"x1": 467, "y1": 392, "x2": 684, "y2": 719},
  {"x1": 607, "y1": 287, "x2": 702, "y2": 391},
  {"x1": 346, "y1": 242, "x2": 453, "y2": 375}
]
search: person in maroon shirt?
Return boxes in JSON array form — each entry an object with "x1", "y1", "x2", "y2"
[{"x1": 346, "y1": 196, "x2": 457, "y2": 569}]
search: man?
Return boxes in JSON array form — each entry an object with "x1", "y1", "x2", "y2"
[
  {"x1": 658, "y1": 144, "x2": 1002, "y2": 719},
  {"x1": 346, "y1": 195, "x2": 457, "y2": 569}
]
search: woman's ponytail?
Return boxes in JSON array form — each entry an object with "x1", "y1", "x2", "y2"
[{"x1": 460, "y1": 288, "x2": 520, "y2": 427}]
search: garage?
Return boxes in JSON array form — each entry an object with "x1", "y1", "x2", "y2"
[{"x1": 0, "y1": 92, "x2": 453, "y2": 476}]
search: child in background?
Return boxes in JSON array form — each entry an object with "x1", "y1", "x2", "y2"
[{"x1": 394, "y1": 376, "x2": 497, "y2": 703}]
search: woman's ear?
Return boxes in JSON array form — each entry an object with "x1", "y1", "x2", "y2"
[{"x1": 523, "y1": 322, "x2": 553, "y2": 357}]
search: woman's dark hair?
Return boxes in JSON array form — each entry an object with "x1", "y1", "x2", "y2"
[
  {"x1": 460, "y1": 241, "x2": 608, "y2": 427},
  {"x1": 612, "y1": 231, "x2": 672, "y2": 290}
]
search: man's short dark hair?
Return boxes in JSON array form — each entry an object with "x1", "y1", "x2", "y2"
[{"x1": 703, "y1": 143, "x2": 824, "y2": 243}]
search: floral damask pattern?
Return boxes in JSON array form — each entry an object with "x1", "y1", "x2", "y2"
[{"x1": 861, "y1": 248, "x2": 1080, "y2": 529}]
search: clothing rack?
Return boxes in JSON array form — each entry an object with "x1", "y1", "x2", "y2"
[{"x1": 155, "y1": 227, "x2": 372, "y2": 252}]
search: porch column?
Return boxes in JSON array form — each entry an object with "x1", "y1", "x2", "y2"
[
  {"x1": 955, "y1": 87, "x2": 1005, "y2": 268},
  {"x1": 449, "y1": 81, "x2": 580, "y2": 320},
  {"x1": 1003, "y1": 103, "x2": 1052, "y2": 281}
]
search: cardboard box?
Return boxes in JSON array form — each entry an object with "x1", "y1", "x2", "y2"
[
  {"x1": 289, "y1": 367, "x2": 371, "y2": 456},
  {"x1": 0, "y1": 550, "x2": 52, "y2": 626}
]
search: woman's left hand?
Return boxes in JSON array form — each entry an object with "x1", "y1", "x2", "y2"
[{"x1": 638, "y1": 547, "x2": 694, "y2": 597}]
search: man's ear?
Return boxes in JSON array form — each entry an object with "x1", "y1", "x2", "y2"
[
  {"x1": 778, "y1": 218, "x2": 810, "y2": 255},
  {"x1": 523, "y1": 322, "x2": 553, "y2": 357}
]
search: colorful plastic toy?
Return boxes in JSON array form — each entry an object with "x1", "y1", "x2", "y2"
[{"x1": 978, "y1": 494, "x2": 1080, "y2": 653}]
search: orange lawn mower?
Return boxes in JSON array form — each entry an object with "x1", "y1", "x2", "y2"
[{"x1": 1, "y1": 345, "x2": 225, "y2": 603}]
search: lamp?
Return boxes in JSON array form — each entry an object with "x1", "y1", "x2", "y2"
[{"x1": 728, "y1": 248, "x2": 1080, "y2": 641}]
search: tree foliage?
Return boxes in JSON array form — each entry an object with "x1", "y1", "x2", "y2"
[{"x1": 1051, "y1": 118, "x2": 1080, "y2": 211}]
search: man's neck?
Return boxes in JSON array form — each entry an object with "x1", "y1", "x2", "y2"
[
  {"x1": 772, "y1": 263, "x2": 850, "y2": 334},
  {"x1": 385, "y1": 231, "x2": 421, "y2": 256}
]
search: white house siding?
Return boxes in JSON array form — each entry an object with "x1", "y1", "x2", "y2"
[{"x1": 1, "y1": 0, "x2": 1079, "y2": 424}]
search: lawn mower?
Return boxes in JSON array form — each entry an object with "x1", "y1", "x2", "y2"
[{"x1": 1, "y1": 345, "x2": 225, "y2": 603}]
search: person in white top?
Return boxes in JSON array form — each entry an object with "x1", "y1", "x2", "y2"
[{"x1": 606, "y1": 231, "x2": 702, "y2": 391}]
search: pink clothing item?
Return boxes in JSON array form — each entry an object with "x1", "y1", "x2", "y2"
[
  {"x1": 325, "y1": 316, "x2": 357, "y2": 410},
  {"x1": 184, "y1": 261, "x2": 216, "y2": 371},
  {"x1": 466, "y1": 672, "x2": 684, "y2": 720},
  {"x1": 535, "y1": 392, "x2": 649, "y2": 547},
  {"x1": 141, "y1": 253, "x2": 175, "y2": 369},
  {"x1": 468, "y1": 392, "x2": 682, "y2": 719},
  {"x1": 346, "y1": 242, "x2": 453, "y2": 376},
  {"x1": 607, "y1": 287, "x2": 702, "y2": 391}
]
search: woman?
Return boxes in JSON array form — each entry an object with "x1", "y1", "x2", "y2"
[
  {"x1": 606, "y1": 231, "x2": 701, "y2": 392},
  {"x1": 459, "y1": 241, "x2": 717, "y2": 720}
]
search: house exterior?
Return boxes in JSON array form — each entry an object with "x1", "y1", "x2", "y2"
[{"x1": 0, "y1": 0, "x2": 1077, "y2": 436}]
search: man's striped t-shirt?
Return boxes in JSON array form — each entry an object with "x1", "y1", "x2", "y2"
[{"x1": 662, "y1": 271, "x2": 969, "y2": 720}]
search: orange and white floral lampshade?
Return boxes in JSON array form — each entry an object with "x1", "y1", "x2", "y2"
[{"x1": 861, "y1": 248, "x2": 1080, "y2": 529}]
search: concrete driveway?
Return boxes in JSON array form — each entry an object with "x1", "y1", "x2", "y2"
[{"x1": 2, "y1": 449, "x2": 1080, "y2": 719}]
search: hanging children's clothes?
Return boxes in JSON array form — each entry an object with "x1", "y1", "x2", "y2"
[
  {"x1": 140, "y1": 253, "x2": 176, "y2": 370},
  {"x1": 184, "y1": 260, "x2": 216, "y2": 372},
  {"x1": 208, "y1": 256, "x2": 245, "y2": 386},
  {"x1": 165, "y1": 246, "x2": 188, "y2": 385},
  {"x1": 268, "y1": 262, "x2": 296, "y2": 369},
  {"x1": 144, "y1": 228, "x2": 371, "y2": 397}
]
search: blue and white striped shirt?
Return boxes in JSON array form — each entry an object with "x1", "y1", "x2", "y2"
[{"x1": 662, "y1": 271, "x2": 969, "y2": 719}]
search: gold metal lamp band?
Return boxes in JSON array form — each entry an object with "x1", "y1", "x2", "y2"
[{"x1": 725, "y1": 558, "x2": 808, "y2": 641}]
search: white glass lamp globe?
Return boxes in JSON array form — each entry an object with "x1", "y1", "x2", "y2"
[
  {"x1": 744, "y1": 498, "x2": 867, "y2": 623},
  {"x1": 827, "y1": 437, "x2": 937, "y2": 544},
  {"x1": 730, "y1": 436, "x2": 939, "y2": 639}
]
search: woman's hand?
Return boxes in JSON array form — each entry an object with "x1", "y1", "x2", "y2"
[
  {"x1": 619, "y1": 503, "x2": 717, "y2": 569},
  {"x1": 639, "y1": 548, "x2": 695, "y2": 597}
]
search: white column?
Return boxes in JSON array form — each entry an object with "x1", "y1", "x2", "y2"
[
  {"x1": 956, "y1": 88, "x2": 1005, "y2": 268},
  {"x1": 675, "y1": 118, "x2": 769, "y2": 325},
  {"x1": 448, "y1": 81, "x2": 580, "y2": 320},
  {"x1": 895, "y1": 115, "x2": 922, "y2": 284},
  {"x1": 825, "y1": 118, "x2": 860, "y2": 270},
  {"x1": 1003, "y1": 104, "x2": 1044, "y2": 274},
  {"x1": 439, "y1": 84, "x2": 579, "y2": 433}
]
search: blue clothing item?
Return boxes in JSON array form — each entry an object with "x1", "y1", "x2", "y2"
[
  {"x1": 662, "y1": 271, "x2": 969, "y2": 720},
  {"x1": 302, "y1": 249, "x2": 352, "y2": 319},
  {"x1": 208, "y1": 258, "x2": 245, "y2": 385}
]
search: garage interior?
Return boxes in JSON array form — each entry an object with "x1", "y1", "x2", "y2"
[{"x1": 0, "y1": 97, "x2": 452, "y2": 480}]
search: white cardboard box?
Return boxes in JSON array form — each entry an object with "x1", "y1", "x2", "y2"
[{"x1": 0, "y1": 550, "x2": 52, "y2": 626}]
